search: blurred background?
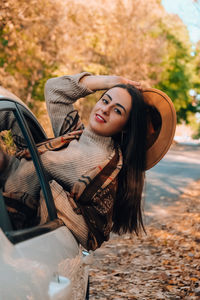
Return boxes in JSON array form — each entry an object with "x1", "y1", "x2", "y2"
[{"x1": 0, "y1": 0, "x2": 200, "y2": 139}]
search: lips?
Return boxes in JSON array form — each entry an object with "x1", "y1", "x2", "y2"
[{"x1": 95, "y1": 114, "x2": 106, "y2": 123}]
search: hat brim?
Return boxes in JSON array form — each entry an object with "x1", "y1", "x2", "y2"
[{"x1": 142, "y1": 88, "x2": 176, "y2": 170}]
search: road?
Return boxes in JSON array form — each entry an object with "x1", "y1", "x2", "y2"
[{"x1": 145, "y1": 143, "x2": 200, "y2": 209}]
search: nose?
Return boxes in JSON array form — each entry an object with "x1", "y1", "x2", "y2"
[{"x1": 101, "y1": 105, "x2": 110, "y2": 115}]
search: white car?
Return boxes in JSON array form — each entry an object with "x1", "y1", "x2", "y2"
[{"x1": 0, "y1": 87, "x2": 90, "y2": 300}]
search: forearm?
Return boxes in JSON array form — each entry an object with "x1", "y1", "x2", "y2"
[{"x1": 80, "y1": 75, "x2": 142, "y2": 91}]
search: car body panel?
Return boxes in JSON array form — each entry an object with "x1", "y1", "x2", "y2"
[
  {"x1": 0, "y1": 226, "x2": 89, "y2": 299},
  {"x1": 0, "y1": 90, "x2": 91, "y2": 299}
]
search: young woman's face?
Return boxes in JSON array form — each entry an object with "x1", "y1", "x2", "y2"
[{"x1": 88, "y1": 87, "x2": 132, "y2": 136}]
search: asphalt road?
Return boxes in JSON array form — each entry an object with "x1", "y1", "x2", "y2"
[{"x1": 145, "y1": 143, "x2": 200, "y2": 209}]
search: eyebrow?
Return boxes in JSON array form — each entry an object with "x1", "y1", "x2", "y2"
[{"x1": 104, "y1": 93, "x2": 127, "y2": 114}]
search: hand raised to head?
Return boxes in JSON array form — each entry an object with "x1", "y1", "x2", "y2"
[
  {"x1": 120, "y1": 77, "x2": 142, "y2": 91},
  {"x1": 80, "y1": 74, "x2": 142, "y2": 91}
]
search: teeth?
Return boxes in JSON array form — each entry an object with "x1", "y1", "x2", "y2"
[{"x1": 97, "y1": 115, "x2": 104, "y2": 121}]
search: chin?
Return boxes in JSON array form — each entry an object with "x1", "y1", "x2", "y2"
[
  {"x1": 92, "y1": 128, "x2": 107, "y2": 136},
  {"x1": 89, "y1": 118, "x2": 114, "y2": 137},
  {"x1": 89, "y1": 126, "x2": 109, "y2": 137},
  {"x1": 88, "y1": 121, "x2": 103, "y2": 136}
]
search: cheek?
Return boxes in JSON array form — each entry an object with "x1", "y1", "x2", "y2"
[
  {"x1": 89, "y1": 105, "x2": 97, "y2": 119},
  {"x1": 89, "y1": 105, "x2": 100, "y2": 126},
  {"x1": 91, "y1": 102, "x2": 100, "y2": 114},
  {"x1": 110, "y1": 118, "x2": 128, "y2": 135},
  {"x1": 116, "y1": 113, "x2": 130, "y2": 129}
]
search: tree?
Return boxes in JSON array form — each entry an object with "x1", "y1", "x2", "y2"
[
  {"x1": 154, "y1": 16, "x2": 196, "y2": 122},
  {"x1": 0, "y1": 0, "x2": 199, "y2": 126},
  {"x1": 0, "y1": 0, "x2": 65, "y2": 107}
]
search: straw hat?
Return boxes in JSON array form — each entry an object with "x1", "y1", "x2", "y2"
[{"x1": 142, "y1": 88, "x2": 176, "y2": 170}]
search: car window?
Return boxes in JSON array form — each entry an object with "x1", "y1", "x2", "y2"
[
  {"x1": 19, "y1": 105, "x2": 47, "y2": 144},
  {"x1": 0, "y1": 104, "x2": 59, "y2": 242}
]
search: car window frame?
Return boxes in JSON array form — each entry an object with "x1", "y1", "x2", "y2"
[{"x1": 0, "y1": 98, "x2": 63, "y2": 244}]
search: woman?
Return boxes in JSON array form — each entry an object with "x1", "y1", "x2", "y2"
[{"x1": 0, "y1": 72, "x2": 176, "y2": 251}]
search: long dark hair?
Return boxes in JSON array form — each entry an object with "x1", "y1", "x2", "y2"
[{"x1": 111, "y1": 84, "x2": 148, "y2": 235}]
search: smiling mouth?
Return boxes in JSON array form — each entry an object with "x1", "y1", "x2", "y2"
[{"x1": 95, "y1": 114, "x2": 106, "y2": 123}]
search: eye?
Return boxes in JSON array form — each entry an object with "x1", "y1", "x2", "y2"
[
  {"x1": 114, "y1": 107, "x2": 122, "y2": 115},
  {"x1": 102, "y1": 98, "x2": 109, "y2": 104}
]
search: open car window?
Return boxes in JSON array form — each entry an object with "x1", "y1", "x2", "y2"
[{"x1": 0, "y1": 100, "x2": 61, "y2": 243}]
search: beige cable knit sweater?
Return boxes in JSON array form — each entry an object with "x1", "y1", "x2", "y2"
[{"x1": 2, "y1": 73, "x2": 115, "y2": 248}]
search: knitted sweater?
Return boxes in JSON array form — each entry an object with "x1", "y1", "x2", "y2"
[
  {"x1": 4, "y1": 73, "x2": 114, "y2": 199},
  {"x1": 1, "y1": 73, "x2": 123, "y2": 250}
]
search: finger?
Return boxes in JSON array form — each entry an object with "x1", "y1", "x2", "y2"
[
  {"x1": 122, "y1": 77, "x2": 143, "y2": 90},
  {"x1": 128, "y1": 80, "x2": 142, "y2": 90},
  {"x1": 127, "y1": 79, "x2": 140, "y2": 86}
]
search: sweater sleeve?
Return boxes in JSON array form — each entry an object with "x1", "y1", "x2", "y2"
[{"x1": 44, "y1": 72, "x2": 94, "y2": 137}]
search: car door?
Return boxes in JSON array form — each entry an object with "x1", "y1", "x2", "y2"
[{"x1": 0, "y1": 92, "x2": 90, "y2": 300}]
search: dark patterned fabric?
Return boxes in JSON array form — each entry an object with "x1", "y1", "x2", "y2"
[
  {"x1": 71, "y1": 149, "x2": 121, "y2": 250},
  {"x1": 16, "y1": 110, "x2": 84, "y2": 159},
  {"x1": 4, "y1": 195, "x2": 39, "y2": 229}
]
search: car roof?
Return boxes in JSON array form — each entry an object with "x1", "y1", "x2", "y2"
[
  {"x1": 0, "y1": 86, "x2": 34, "y2": 114},
  {"x1": 0, "y1": 86, "x2": 47, "y2": 142}
]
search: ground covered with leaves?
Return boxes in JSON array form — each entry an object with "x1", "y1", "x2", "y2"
[{"x1": 89, "y1": 180, "x2": 200, "y2": 299}]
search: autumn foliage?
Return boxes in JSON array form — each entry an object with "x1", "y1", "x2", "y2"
[{"x1": 0, "y1": 0, "x2": 199, "y2": 123}]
